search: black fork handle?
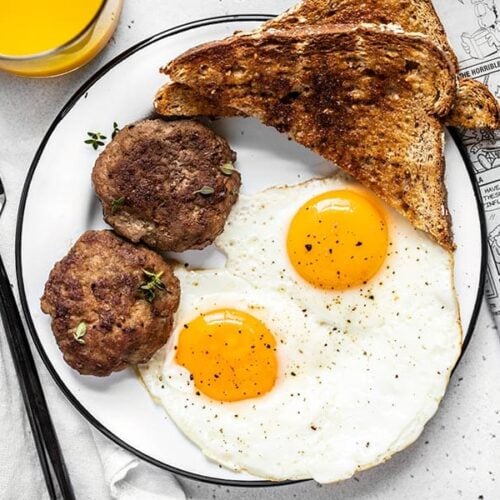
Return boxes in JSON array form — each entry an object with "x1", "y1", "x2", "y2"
[{"x1": 0, "y1": 253, "x2": 75, "y2": 500}]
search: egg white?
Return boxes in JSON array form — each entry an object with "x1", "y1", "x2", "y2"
[
  {"x1": 139, "y1": 268, "x2": 340, "y2": 478},
  {"x1": 217, "y1": 175, "x2": 461, "y2": 336},
  {"x1": 139, "y1": 175, "x2": 462, "y2": 486}
]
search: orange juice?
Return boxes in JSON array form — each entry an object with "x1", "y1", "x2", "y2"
[
  {"x1": 0, "y1": 1, "x2": 104, "y2": 56},
  {"x1": 0, "y1": 0, "x2": 123, "y2": 77}
]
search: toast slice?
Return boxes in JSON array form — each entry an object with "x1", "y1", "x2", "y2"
[
  {"x1": 166, "y1": 24, "x2": 456, "y2": 249},
  {"x1": 156, "y1": 78, "x2": 500, "y2": 129},
  {"x1": 155, "y1": 0, "x2": 500, "y2": 129},
  {"x1": 155, "y1": 82, "x2": 244, "y2": 118},
  {"x1": 264, "y1": 0, "x2": 458, "y2": 70},
  {"x1": 446, "y1": 77, "x2": 500, "y2": 129}
]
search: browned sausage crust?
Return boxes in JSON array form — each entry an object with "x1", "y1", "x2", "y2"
[
  {"x1": 92, "y1": 119, "x2": 239, "y2": 252},
  {"x1": 40, "y1": 230, "x2": 180, "y2": 376}
]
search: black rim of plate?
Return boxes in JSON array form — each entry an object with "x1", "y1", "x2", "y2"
[{"x1": 15, "y1": 15, "x2": 487, "y2": 488}]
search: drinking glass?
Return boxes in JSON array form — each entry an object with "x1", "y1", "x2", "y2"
[{"x1": 0, "y1": 0, "x2": 124, "y2": 77}]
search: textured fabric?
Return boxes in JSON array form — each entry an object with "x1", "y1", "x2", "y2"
[{"x1": 0, "y1": 146, "x2": 185, "y2": 500}]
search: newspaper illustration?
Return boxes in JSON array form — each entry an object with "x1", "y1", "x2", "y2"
[{"x1": 436, "y1": 0, "x2": 500, "y2": 321}]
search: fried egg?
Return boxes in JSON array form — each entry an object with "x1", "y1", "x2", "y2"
[
  {"x1": 139, "y1": 176, "x2": 461, "y2": 483},
  {"x1": 217, "y1": 175, "x2": 460, "y2": 332}
]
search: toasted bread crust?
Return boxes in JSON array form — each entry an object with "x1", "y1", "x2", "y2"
[
  {"x1": 155, "y1": 78, "x2": 500, "y2": 131},
  {"x1": 446, "y1": 77, "x2": 500, "y2": 129},
  {"x1": 263, "y1": 0, "x2": 458, "y2": 71},
  {"x1": 166, "y1": 24, "x2": 455, "y2": 249},
  {"x1": 155, "y1": 82, "x2": 244, "y2": 118},
  {"x1": 265, "y1": 1, "x2": 500, "y2": 129},
  {"x1": 167, "y1": 24, "x2": 455, "y2": 115},
  {"x1": 155, "y1": 0, "x2": 499, "y2": 130}
]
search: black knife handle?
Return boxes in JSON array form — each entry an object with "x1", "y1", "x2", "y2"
[{"x1": 0, "y1": 254, "x2": 75, "y2": 500}]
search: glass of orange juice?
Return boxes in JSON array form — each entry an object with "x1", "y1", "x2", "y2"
[{"x1": 0, "y1": 0, "x2": 123, "y2": 77}]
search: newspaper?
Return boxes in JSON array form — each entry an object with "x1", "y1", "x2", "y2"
[{"x1": 434, "y1": 0, "x2": 500, "y2": 321}]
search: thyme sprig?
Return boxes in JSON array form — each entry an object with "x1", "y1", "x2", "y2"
[
  {"x1": 84, "y1": 131, "x2": 107, "y2": 150},
  {"x1": 194, "y1": 185, "x2": 215, "y2": 196},
  {"x1": 219, "y1": 163, "x2": 237, "y2": 176},
  {"x1": 111, "y1": 122, "x2": 120, "y2": 139},
  {"x1": 111, "y1": 196, "x2": 125, "y2": 214},
  {"x1": 139, "y1": 269, "x2": 166, "y2": 302},
  {"x1": 73, "y1": 321, "x2": 87, "y2": 344}
]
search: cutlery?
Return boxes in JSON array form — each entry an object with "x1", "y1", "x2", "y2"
[{"x1": 0, "y1": 176, "x2": 75, "y2": 499}]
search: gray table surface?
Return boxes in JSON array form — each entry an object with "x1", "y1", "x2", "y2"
[{"x1": 1, "y1": 1, "x2": 499, "y2": 498}]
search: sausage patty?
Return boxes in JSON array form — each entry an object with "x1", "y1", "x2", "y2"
[
  {"x1": 92, "y1": 119, "x2": 239, "y2": 252},
  {"x1": 40, "y1": 230, "x2": 180, "y2": 376}
]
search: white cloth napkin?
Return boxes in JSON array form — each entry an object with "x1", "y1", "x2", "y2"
[{"x1": 0, "y1": 159, "x2": 185, "y2": 500}]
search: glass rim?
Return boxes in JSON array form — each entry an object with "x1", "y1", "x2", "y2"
[{"x1": 0, "y1": 0, "x2": 108, "y2": 61}]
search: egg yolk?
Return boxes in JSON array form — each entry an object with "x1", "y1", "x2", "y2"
[
  {"x1": 175, "y1": 309, "x2": 278, "y2": 402},
  {"x1": 287, "y1": 190, "x2": 388, "y2": 290}
]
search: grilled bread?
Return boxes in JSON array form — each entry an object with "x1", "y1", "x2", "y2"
[
  {"x1": 155, "y1": 79, "x2": 500, "y2": 129},
  {"x1": 166, "y1": 24, "x2": 456, "y2": 249},
  {"x1": 264, "y1": 0, "x2": 458, "y2": 70},
  {"x1": 155, "y1": 0, "x2": 499, "y2": 129},
  {"x1": 446, "y1": 77, "x2": 500, "y2": 129},
  {"x1": 155, "y1": 82, "x2": 244, "y2": 118}
]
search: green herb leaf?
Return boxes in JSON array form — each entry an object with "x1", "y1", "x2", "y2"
[
  {"x1": 74, "y1": 321, "x2": 87, "y2": 344},
  {"x1": 84, "y1": 131, "x2": 107, "y2": 150},
  {"x1": 139, "y1": 269, "x2": 166, "y2": 302},
  {"x1": 194, "y1": 185, "x2": 215, "y2": 196},
  {"x1": 111, "y1": 196, "x2": 125, "y2": 214},
  {"x1": 111, "y1": 122, "x2": 120, "y2": 139},
  {"x1": 219, "y1": 163, "x2": 237, "y2": 176}
]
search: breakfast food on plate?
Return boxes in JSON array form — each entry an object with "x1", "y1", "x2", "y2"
[
  {"x1": 446, "y1": 77, "x2": 500, "y2": 129},
  {"x1": 264, "y1": 0, "x2": 459, "y2": 66},
  {"x1": 155, "y1": 0, "x2": 500, "y2": 129},
  {"x1": 165, "y1": 24, "x2": 455, "y2": 249},
  {"x1": 39, "y1": 0, "x2": 472, "y2": 480},
  {"x1": 92, "y1": 119, "x2": 239, "y2": 252},
  {"x1": 157, "y1": 77, "x2": 500, "y2": 130},
  {"x1": 217, "y1": 175, "x2": 458, "y2": 321},
  {"x1": 139, "y1": 174, "x2": 462, "y2": 482},
  {"x1": 155, "y1": 82, "x2": 245, "y2": 118},
  {"x1": 40, "y1": 230, "x2": 180, "y2": 376}
]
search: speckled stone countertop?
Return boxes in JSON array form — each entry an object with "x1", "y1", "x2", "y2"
[{"x1": 0, "y1": 1, "x2": 499, "y2": 499}]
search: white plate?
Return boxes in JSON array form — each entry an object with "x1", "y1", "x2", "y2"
[{"x1": 16, "y1": 15, "x2": 486, "y2": 485}]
